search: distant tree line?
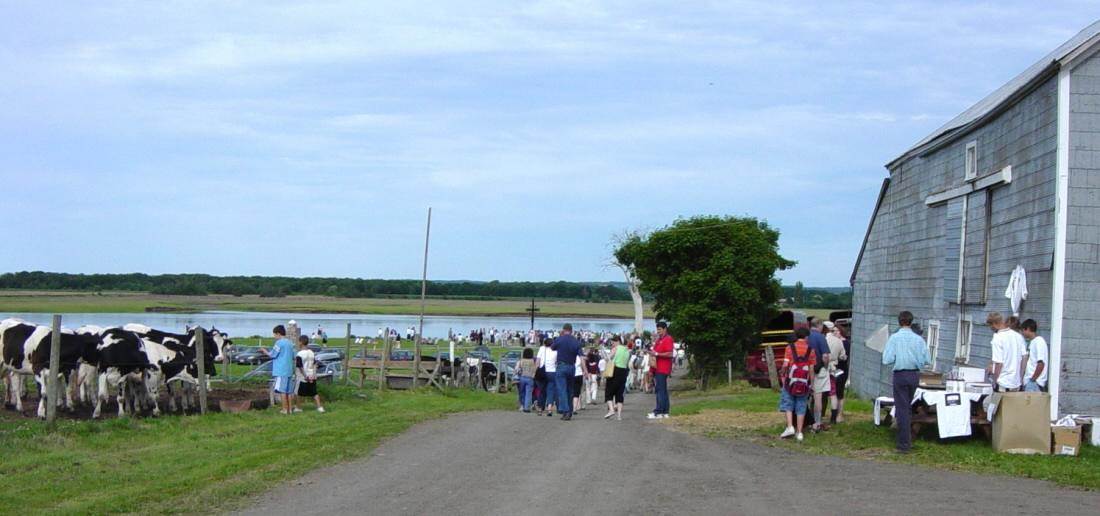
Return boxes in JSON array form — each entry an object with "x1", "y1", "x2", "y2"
[
  {"x1": 0, "y1": 271, "x2": 633, "y2": 302},
  {"x1": 780, "y1": 281, "x2": 852, "y2": 309}
]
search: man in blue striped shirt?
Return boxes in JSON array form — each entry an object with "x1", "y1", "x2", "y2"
[{"x1": 882, "y1": 311, "x2": 930, "y2": 453}]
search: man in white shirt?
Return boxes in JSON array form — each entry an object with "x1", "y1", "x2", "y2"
[
  {"x1": 1020, "y1": 319, "x2": 1048, "y2": 392},
  {"x1": 987, "y1": 312, "x2": 1025, "y2": 392}
]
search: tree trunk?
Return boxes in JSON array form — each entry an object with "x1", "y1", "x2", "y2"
[{"x1": 619, "y1": 265, "x2": 644, "y2": 335}]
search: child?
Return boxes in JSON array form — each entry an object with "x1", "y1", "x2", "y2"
[
  {"x1": 779, "y1": 328, "x2": 815, "y2": 442},
  {"x1": 295, "y1": 335, "x2": 325, "y2": 413},
  {"x1": 261, "y1": 325, "x2": 296, "y2": 414}
]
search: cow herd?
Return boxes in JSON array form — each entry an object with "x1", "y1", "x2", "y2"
[{"x1": 0, "y1": 318, "x2": 231, "y2": 419}]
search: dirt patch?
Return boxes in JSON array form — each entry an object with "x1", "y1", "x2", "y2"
[{"x1": 667, "y1": 408, "x2": 780, "y2": 437}]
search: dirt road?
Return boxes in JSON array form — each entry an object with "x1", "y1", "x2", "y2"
[{"x1": 238, "y1": 391, "x2": 1099, "y2": 515}]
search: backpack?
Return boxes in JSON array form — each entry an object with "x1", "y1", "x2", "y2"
[{"x1": 786, "y1": 343, "x2": 813, "y2": 397}]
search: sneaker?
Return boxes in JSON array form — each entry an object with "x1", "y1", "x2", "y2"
[
  {"x1": 661, "y1": 414, "x2": 671, "y2": 419},
  {"x1": 796, "y1": 432, "x2": 804, "y2": 442},
  {"x1": 780, "y1": 426, "x2": 796, "y2": 438},
  {"x1": 279, "y1": 409, "x2": 290, "y2": 415},
  {"x1": 647, "y1": 413, "x2": 658, "y2": 419},
  {"x1": 604, "y1": 411, "x2": 614, "y2": 419},
  {"x1": 292, "y1": 407, "x2": 302, "y2": 413},
  {"x1": 616, "y1": 414, "x2": 622, "y2": 421},
  {"x1": 317, "y1": 407, "x2": 325, "y2": 413},
  {"x1": 547, "y1": 411, "x2": 553, "y2": 417}
]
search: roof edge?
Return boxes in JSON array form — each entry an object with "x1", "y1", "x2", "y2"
[
  {"x1": 850, "y1": 177, "x2": 891, "y2": 287},
  {"x1": 886, "y1": 20, "x2": 1100, "y2": 171}
]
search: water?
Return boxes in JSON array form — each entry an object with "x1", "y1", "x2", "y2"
[{"x1": 4, "y1": 311, "x2": 654, "y2": 339}]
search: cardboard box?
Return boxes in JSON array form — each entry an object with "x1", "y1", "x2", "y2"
[
  {"x1": 955, "y1": 366, "x2": 987, "y2": 383},
  {"x1": 919, "y1": 370, "x2": 945, "y2": 389},
  {"x1": 1052, "y1": 425, "x2": 1082, "y2": 456},
  {"x1": 991, "y1": 392, "x2": 1051, "y2": 455}
]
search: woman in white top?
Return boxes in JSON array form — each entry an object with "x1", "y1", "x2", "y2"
[{"x1": 535, "y1": 338, "x2": 558, "y2": 416}]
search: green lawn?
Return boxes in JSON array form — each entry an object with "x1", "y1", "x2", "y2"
[
  {"x1": 670, "y1": 383, "x2": 1100, "y2": 490},
  {"x1": 0, "y1": 386, "x2": 513, "y2": 514},
  {"x1": 0, "y1": 290, "x2": 652, "y2": 318}
]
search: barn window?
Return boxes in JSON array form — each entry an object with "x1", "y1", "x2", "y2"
[
  {"x1": 925, "y1": 320, "x2": 941, "y2": 371},
  {"x1": 954, "y1": 317, "x2": 972, "y2": 364},
  {"x1": 965, "y1": 141, "x2": 978, "y2": 182}
]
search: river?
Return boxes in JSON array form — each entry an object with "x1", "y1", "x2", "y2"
[{"x1": 4, "y1": 311, "x2": 654, "y2": 339}]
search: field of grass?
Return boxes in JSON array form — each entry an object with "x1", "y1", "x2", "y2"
[
  {"x1": 669, "y1": 382, "x2": 1100, "y2": 490},
  {"x1": 0, "y1": 385, "x2": 513, "y2": 514},
  {"x1": 0, "y1": 290, "x2": 652, "y2": 318}
]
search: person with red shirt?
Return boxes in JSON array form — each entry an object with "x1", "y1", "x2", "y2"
[{"x1": 647, "y1": 321, "x2": 675, "y2": 419}]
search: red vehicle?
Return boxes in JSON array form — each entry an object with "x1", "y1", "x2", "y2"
[
  {"x1": 745, "y1": 310, "x2": 807, "y2": 388},
  {"x1": 744, "y1": 310, "x2": 852, "y2": 388}
]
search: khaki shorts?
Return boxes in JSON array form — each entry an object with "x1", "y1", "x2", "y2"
[{"x1": 813, "y1": 369, "x2": 831, "y2": 394}]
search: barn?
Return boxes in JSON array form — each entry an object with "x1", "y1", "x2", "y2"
[{"x1": 850, "y1": 20, "x2": 1100, "y2": 418}]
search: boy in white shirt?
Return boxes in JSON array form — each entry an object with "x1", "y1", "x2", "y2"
[
  {"x1": 1020, "y1": 319, "x2": 1048, "y2": 392},
  {"x1": 295, "y1": 335, "x2": 325, "y2": 413}
]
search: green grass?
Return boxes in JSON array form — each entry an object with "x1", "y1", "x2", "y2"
[
  {"x1": 0, "y1": 290, "x2": 653, "y2": 318},
  {"x1": 671, "y1": 383, "x2": 1100, "y2": 490},
  {"x1": 0, "y1": 385, "x2": 513, "y2": 514}
]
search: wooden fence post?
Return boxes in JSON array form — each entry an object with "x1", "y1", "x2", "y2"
[
  {"x1": 764, "y1": 346, "x2": 780, "y2": 392},
  {"x1": 46, "y1": 314, "x2": 62, "y2": 429},
  {"x1": 196, "y1": 327, "x2": 208, "y2": 414},
  {"x1": 344, "y1": 322, "x2": 352, "y2": 384},
  {"x1": 378, "y1": 328, "x2": 389, "y2": 391},
  {"x1": 727, "y1": 360, "x2": 733, "y2": 386}
]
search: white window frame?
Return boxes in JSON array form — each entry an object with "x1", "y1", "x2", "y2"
[
  {"x1": 965, "y1": 141, "x2": 978, "y2": 182},
  {"x1": 955, "y1": 316, "x2": 973, "y2": 364},
  {"x1": 926, "y1": 320, "x2": 941, "y2": 371}
]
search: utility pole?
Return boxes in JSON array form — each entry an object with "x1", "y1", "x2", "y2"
[{"x1": 414, "y1": 207, "x2": 432, "y2": 388}]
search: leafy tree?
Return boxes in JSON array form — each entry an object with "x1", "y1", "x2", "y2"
[
  {"x1": 614, "y1": 215, "x2": 794, "y2": 388},
  {"x1": 793, "y1": 281, "x2": 805, "y2": 306}
]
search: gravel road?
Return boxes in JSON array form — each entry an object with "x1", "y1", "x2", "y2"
[{"x1": 237, "y1": 390, "x2": 1099, "y2": 516}]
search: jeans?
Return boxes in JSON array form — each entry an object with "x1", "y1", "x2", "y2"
[
  {"x1": 1024, "y1": 380, "x2": 1044, "y2": 392},
  {"x1": 555, "y1": 364, "x2": 575, "y2": 415},
  {"x1": 892, "y1": 370, "x2": 920, "y2": 451},
  {"x1": 543, "y1": 373, "x2": 558, "y2": 411},
  {"x1": 654, "y1": 373, "x2": 670, "y2": 415},
  {"x1": 518, "y1": 376, "x2": 534, "y2": 411}
]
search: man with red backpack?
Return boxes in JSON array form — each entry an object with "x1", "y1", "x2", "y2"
[{"x1": 778, "y1": 328, "x2": 816, "y2": 441}]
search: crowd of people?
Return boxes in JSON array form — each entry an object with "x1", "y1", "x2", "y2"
[
  {"x1": 510, "y1": 322, "x2": 680, "y2": 421},
  {"x1": 878, "y1": 310, "x2": 1047, "y2": 453},
  {"x1": 776, "y1": 316, "x2": 850, "y2": 441}
]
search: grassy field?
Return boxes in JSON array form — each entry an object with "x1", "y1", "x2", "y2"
[
  {"x1": 0, "y1": 290, "x2": 652, "y2": 318},
  {"x1": 0, "y1": 385, "x2": 513, "y2": 514},
  {"x1": 669, "y1": 382, "x2": 1100, "y2": 490}
]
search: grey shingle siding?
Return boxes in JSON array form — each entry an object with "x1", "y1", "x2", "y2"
[
  {"x1": 1062, "y1": 52, "x2": 1100, "y2": 414},
  {"x1": 852, "y1": 74, "x2": 1059, "y2": 403}
]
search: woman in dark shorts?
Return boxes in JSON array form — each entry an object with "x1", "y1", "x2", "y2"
[{"x1": 833, "y1": 325, "x2": 851, "y2": 422}]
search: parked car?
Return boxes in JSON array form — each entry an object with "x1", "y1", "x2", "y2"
[
  {"x1": 314, "y1": 350, "x2": 343, "y2": 363},
  {"x1": 241, "y1": 358, "x2": 339, "y2": 383},
  {"x1": 234, "y1": 346, "x2": 271, "y2": 366},
  {"x1": 389, "y1": 350, "x2": 414, "y2": 361},
  {"x1": 466, "y1": 348, "x2": 492, "y2": 361},
  {"x1": 500, "y1": 350, "x2": 521, "y2": 375},
  {"x1": 319, "y1": 347, "x2": 346, "y2": 359}
]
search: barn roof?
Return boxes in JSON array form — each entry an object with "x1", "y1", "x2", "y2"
[{"x1": 887, "y1": 20, "x2": 1100, "y2": 170}]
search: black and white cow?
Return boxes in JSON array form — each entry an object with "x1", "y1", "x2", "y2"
[
  {"x1": 89, "y1": 327, "x2": 156, "y2": 418},
  {"x1": 1, "y1": 318, "x2": 101, "y2": 418},
  {"x1": 122, "y1": 324, "x2": 230, "y2": 413}
]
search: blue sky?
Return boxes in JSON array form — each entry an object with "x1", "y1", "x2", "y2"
[{"x1": 0, "y1": 2, "x2": 1092, "y2": 286}]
